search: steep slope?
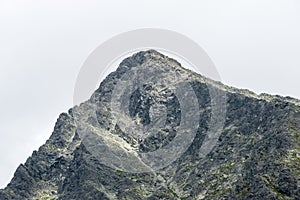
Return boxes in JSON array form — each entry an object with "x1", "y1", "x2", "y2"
[{"x1": 1, "y1": 50, "x2": 299, "y2": 200}]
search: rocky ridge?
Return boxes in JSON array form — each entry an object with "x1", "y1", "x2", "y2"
[{"x1": 0, "y1": 50, "x2": 299, "y2": 199}]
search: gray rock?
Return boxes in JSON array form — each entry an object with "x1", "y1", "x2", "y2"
[{"x1": 1, "y1": 50, "x2": 299, "y2": 199}]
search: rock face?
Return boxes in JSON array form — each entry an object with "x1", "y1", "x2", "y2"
[{"x1": 1, "y1": 50, "x2": 299, "y2": 200}]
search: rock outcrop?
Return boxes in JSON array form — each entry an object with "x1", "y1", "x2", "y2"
[{"x1": 1, "y1": 50, "x2": 299, "y2": 199}]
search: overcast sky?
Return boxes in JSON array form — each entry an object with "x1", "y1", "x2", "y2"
[{"x1": 0, "y1": 0, "x2": 300, "y2": 188}]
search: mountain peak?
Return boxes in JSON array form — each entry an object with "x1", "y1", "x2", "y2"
[
  {"x1": 1, "y1": 51, "x2": 299, "y2": 200},
  {"x1": 116, "y1": 49, "x2": 184, "y2": 74}
]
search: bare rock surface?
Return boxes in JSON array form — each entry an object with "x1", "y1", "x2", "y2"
[{"x1": 1, "y1": 50, "x2": 299, "y2": 199}]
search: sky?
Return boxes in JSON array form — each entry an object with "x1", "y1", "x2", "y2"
[{"x1": 0, "y1": 0, "x2": 300, "y2": 188}]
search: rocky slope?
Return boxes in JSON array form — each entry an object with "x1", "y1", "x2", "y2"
[{"x1": 0, "y1": 50, "x2": 299, "y2": 199}]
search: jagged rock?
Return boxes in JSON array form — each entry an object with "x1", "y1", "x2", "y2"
[{"x1": 1, "y1": 50, "x2": 299, "y2": 199}]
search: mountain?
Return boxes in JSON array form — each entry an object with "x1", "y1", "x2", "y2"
[{"x1": 0, "y1": 50, "x2": 299, "y2": 200}]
